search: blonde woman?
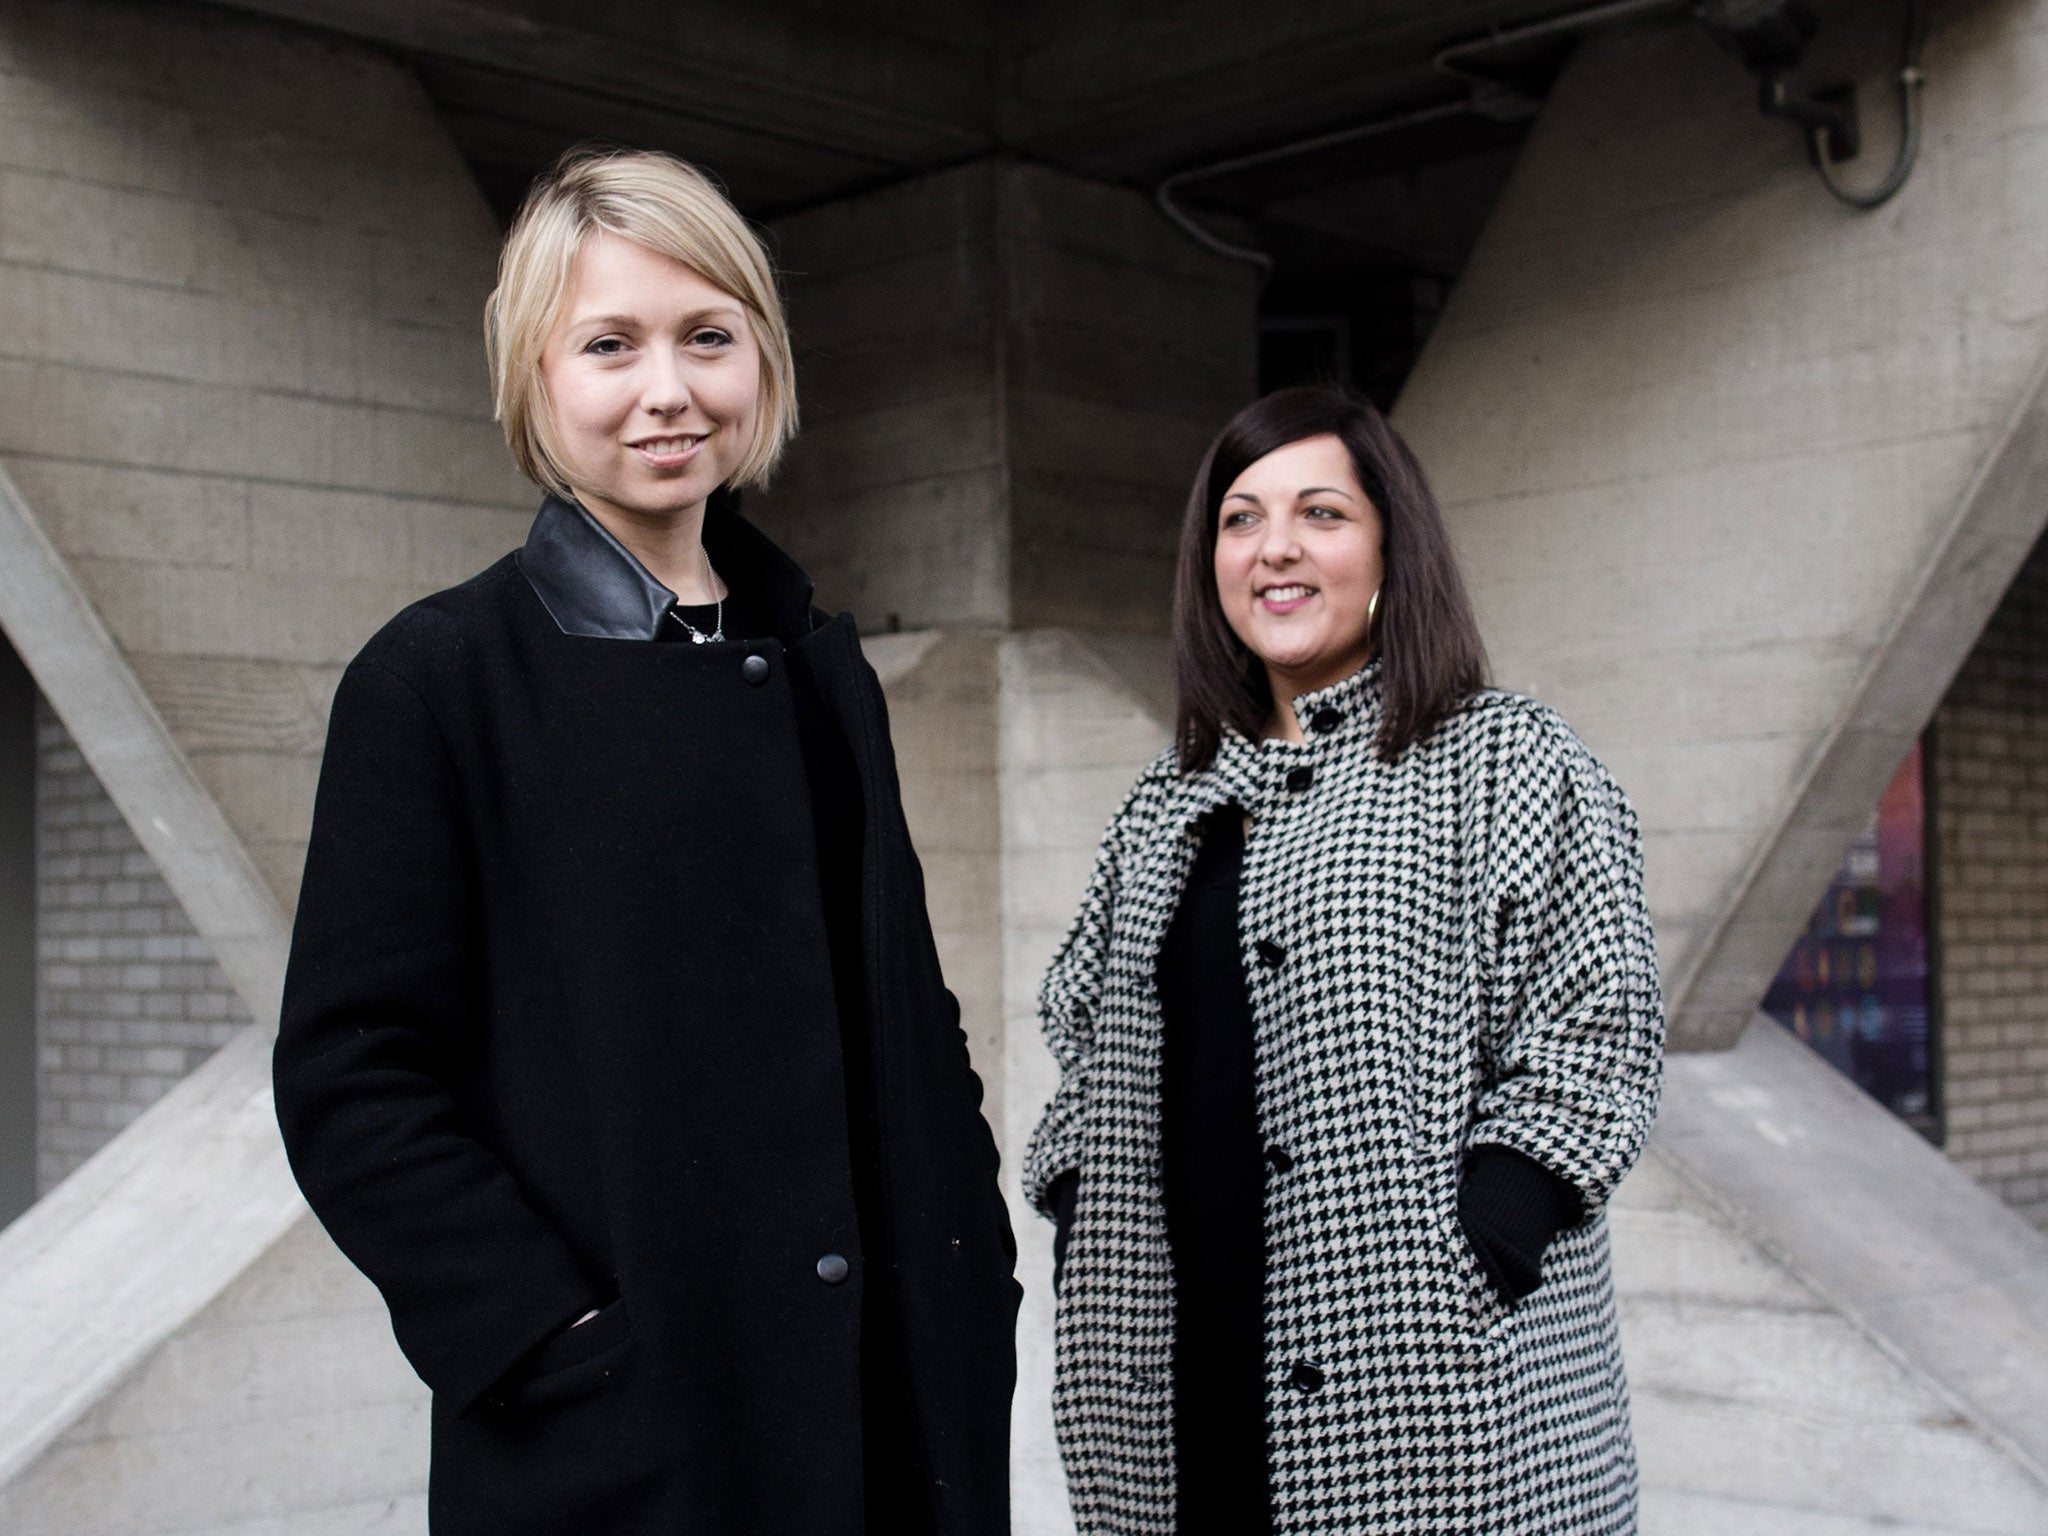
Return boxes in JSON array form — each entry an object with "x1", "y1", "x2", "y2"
[{"x1": 274, "y1": 148, "x2": 1019, "y2": 1536}]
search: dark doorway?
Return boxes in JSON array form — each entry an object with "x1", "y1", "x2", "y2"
[{"x1": 0, "y1": 634, "x2": 34, "y2": 1225}]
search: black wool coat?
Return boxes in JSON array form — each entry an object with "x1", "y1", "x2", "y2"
[{"x1": 274, "y1": 495, "x2": 1020, "y2": 1536}]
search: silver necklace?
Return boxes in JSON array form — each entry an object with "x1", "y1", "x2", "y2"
[{"x1": 668, "y1": 544, "x2": 724, "y2": 644}]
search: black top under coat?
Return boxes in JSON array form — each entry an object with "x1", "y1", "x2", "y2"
[{"x1": 1157, "y1": 808, "x2": 1272, "y2": 1535}]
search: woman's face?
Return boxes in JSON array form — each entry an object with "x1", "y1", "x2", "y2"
[
  {"x1": 1214, "y1": 432, "x2": 1385, "y2": 697},
  {"x1": 538, "y1": 231, "x2": 761, "y2": 527}
]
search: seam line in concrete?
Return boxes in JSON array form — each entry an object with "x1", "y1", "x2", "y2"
[
  {"x1": 1, "y1": 450, "x2": 524, "y2": 512},
  {"x1": 0, "y1": 351, "x2": 503, "y2": 427}
]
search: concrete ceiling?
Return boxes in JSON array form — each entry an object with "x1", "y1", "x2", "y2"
[{"x1": 195, "y1": 0, "x2": 1667, "y2": 221}]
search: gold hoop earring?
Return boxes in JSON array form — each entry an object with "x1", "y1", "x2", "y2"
[{"x1": 1367, "y1": 586, "x2": 1382, "y2": 635}]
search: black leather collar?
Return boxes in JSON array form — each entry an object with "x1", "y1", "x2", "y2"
[{"x1": 517, "y1": 491, "x2": 818, "y2": 642}]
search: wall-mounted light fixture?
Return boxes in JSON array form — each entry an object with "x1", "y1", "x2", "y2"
[{"x1": 1695, "y1": 0, "x2": 1927, "y2": 208}]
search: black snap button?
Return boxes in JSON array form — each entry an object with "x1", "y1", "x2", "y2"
[
  {"x1": 1310, "y1": 707, "x2": 1341, "y2": 735},
  {"x1": 741, "y1": 653, "x2": 771, "y2": 685},
  {"x1": 1265, "y1": 1145, "x2": 1295, "y2": 1174},
  {"x1": 1255, "y1": 939, "x2": 1285, "y2": 969},
  {"x1": 816, "y1": 1253, "x2": 850, "y2": 1285},
  {"x1": 1285, "y1": 766, "x2": 1314, "y2": 792},
  {"x1": 1288, "y1": 1362, "x2": 1325, "y2": 1393}
]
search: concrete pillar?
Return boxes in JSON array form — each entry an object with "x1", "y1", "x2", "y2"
[
  {"x1": 755, "y1": 157, "x2": 1256, "y2": 638},
  {"x1": 0, "y1": 636, "x2": 33, "y2": 1229}
]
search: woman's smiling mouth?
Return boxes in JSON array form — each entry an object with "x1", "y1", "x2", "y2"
[
  {"x1": 628, "y1": 433, "x2": 706, "y2": 469},
  {"x1": 1258, "y1": 582, "x2": 1316, "y2": 613}
]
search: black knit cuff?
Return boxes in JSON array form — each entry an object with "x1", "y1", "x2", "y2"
[{"x1": 1458, "y1": 1145, "x2": 1583, "y2": 1303}]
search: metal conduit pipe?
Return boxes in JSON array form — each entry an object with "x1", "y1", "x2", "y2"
[
  {"x1": 1153, "y1": 0, "x2": 1693, "y2": 274},
  {"x1": 1810, "y1": 0, "x2": 1926, "y2": 209}
]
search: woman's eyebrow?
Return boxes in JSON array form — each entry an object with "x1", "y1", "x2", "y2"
[
  {"x1": 565, "y1": 307, "x2": 744, "y2": 331},
  {"x1": 1295, "y1": 485, "x2": 1355, "y2": 501}
]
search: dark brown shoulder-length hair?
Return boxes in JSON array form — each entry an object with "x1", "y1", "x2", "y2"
[{"x1": 1173, "y1": 384, "x2": 1488, "y2": 771}]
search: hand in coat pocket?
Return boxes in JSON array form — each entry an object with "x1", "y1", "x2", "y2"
[
  {"x1": 1456, "y1": 1145, "x2": 1583, "y2": 1304},
  {"x1": 486, "y1": 1296, "x2": 636, "y2": 1413}
]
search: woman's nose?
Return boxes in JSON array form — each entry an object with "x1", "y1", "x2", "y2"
[
  {"x1": 1259, "y1": 520, "x2": 1300, "y2": 564},
  {"x1": 642, "y1": 351, "x2": 690, "y2": 415}
]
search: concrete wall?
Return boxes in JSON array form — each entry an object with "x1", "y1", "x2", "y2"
[
  {"x1": 1933, "y1": 525, "x2": 2048, "y2": 1229},
  {"x1": 1394, "y1": 0, "x2": 2048, "y2": 1048},
  {"x1": 34, "y1": 698, "x2": 249, "y2": 1193},
  {"x1": 0, "y1": 0, "x2": 533, "y2": 913},
  {"x1": 755, "y1": 159, "x2": 1256, "y2": 636}
]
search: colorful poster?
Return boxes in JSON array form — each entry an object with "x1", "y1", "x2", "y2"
[{"x1": 1760, "y1": 740, "x2": 1936, "y2": 1137}]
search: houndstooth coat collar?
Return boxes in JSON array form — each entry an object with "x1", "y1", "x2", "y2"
[{"x1": 1025, "y1": 661, "x2": 1664, "y2": 1535}]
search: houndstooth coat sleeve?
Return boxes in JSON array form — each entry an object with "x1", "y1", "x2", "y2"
[
  {"x1": 1467, "y1": 698, "x2": 1664, "y2": 1215},
  {"x1": 1024, "y1": 665, "x2": 1664, "y2": 1536}
]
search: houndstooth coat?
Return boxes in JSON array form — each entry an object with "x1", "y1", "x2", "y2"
[{"x1": 1023, "y1": 662, "x2": 1664, "y2": 1535}]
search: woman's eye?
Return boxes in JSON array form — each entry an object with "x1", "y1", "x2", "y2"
[
  {"x1": 691, "y1": 329, "x2": 735, "y2": 348},
  {"x1": 1305, "y1": 504, "x2": 1344, "y2": 521},
  {"x1": 1222, "y1": 511, "x2": 1256, "y2": 530},
  {"x1": 583, "y1": 336, "x2": 627, "y2": 357}
]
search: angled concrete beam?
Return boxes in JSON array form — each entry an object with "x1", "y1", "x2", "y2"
[
  {"x1": 0, "y1": 461, "x2": 302, "y2": 1487},
  {"x1": 0, "y1": 1031, "x2": 300, "y2": 1488},
  {"x1": 0, "y1": 460, "x2": 288, "y2": 1022},
  {"x1": 1673, "y1": 347, "x2": 2048, "y2": 1045}
]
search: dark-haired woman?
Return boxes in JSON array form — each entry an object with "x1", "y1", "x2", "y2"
[{"x1": 1024, "y1": 385, "x2": 1663, "y2": 1535}]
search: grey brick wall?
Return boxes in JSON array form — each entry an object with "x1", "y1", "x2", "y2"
[
  {"x1": 1933, "y1": 529, "x2": 2048, "y2": 1231},
  {"x1": 34, "y1": 696, "x2": 250, "y2": 1192}
]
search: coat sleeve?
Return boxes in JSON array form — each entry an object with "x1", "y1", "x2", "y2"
[
  {"x1": 274, "y1": 657, "x2": 597, "y2": 1413},
  {"x1": 1466, "y1": 706, "x2": 1665, "y2": 1219},
  {"x1": 1021, "y1": 809, "x2": 1125, "y2": 1218}
]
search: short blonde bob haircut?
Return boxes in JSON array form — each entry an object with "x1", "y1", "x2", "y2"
[{"x1": 485, "y1": 147, "x2": 798, "y2": 497}]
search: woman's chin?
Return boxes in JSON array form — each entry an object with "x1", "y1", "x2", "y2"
[
  {"x1": 1255, "y1": 639, "x2": 1345, "y2": 677},
  {"x1": 1263, "y1": 647, "x2": 1378, "y2": 697}
]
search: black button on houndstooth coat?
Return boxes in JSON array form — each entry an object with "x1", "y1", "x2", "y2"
[{"x1": 1024, "y1": 663, "x2": 1665, "y2": 1535}]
